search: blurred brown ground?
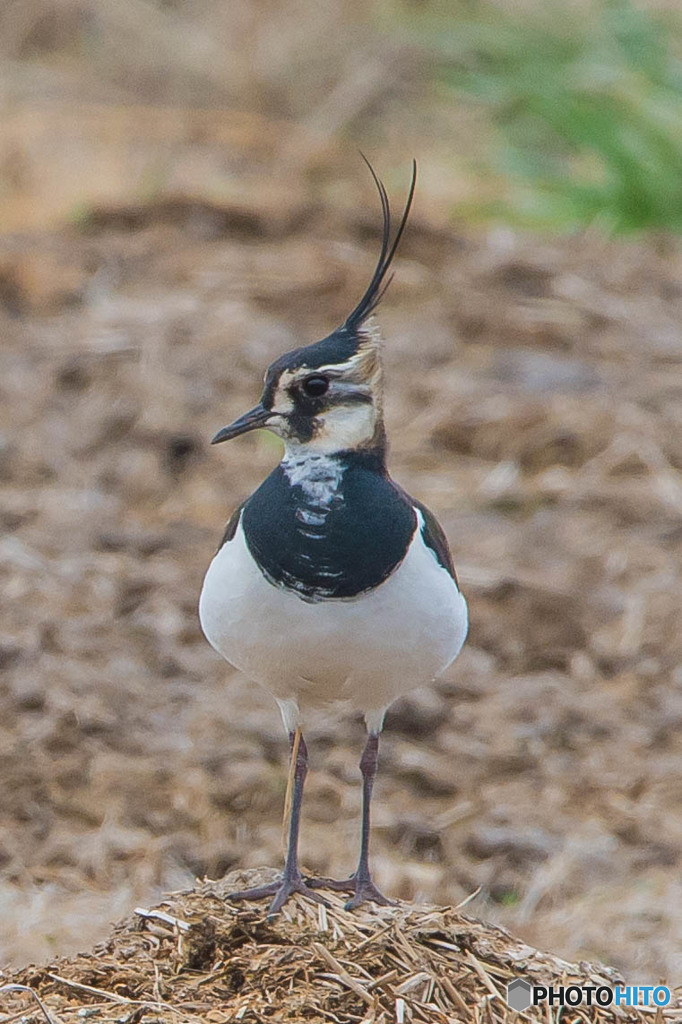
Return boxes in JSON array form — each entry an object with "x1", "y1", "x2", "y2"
[{"x1": 2, "y1": 0, "x2": 682, "y2": 982}]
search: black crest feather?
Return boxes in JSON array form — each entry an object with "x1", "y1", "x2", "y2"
[
  {"x1": 260, "y1": 159, "x2": 418, "y2": 386},
  {"x1": 344, "y1": 156, "x2": 417, "y2": 331}
]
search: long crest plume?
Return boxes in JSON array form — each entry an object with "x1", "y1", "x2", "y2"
[
  {"x1": 256, "y1": 159, "x2": 418, "y2": 396},
  {"x1": 343, "y1": 156, "x2": 418, "y2": 331}
]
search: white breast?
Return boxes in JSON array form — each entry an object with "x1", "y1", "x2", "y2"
[{"x1": 199, "y1": 510, "x2": 468, "y2": 731}]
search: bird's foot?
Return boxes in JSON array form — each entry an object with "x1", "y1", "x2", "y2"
[
  {"x1": 307, "y1": 872, "x2": 396, "y2": 910},
  {"x1": 228, "y1": 872, "x2": 329, "y2": 919},
  {"x1": 344, "y1": 875, "x2": 395, "y2": 910}
]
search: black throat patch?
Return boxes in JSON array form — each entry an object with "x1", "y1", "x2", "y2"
[{"x1": 240, "y1": 451, "x2": 417, "y2": 601}]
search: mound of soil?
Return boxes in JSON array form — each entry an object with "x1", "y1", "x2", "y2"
[{"x1": 4, "y1": 869, "x2": 672, "y2": 1023}]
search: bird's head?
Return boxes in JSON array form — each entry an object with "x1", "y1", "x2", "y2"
[{"x1": 211, "y1": 159, "x2": 416, "y2": 460}]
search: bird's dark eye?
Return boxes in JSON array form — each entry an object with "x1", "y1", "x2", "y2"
[{"x1": 302, "y1": 376, "x2": 329, "y2": 398}]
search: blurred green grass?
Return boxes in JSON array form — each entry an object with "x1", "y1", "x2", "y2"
[
  {"x1": 413, "y1": 0, "x2": 682, "y2": 233},
  {"x1": 3, "y1": 0, "x2": 682, "y2": 236}
]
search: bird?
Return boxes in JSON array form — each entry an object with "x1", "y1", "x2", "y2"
[{"x1": 199, "y1": 159, "x2": 468, "y2": 917}]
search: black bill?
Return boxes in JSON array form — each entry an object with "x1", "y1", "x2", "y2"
[{"x1": 211, "y1": 404, "x2": 273, "y2": 444}]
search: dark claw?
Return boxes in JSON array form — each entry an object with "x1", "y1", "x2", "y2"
[{"x1": 228, "y1": 876, "x2": 330, "y2": 918}]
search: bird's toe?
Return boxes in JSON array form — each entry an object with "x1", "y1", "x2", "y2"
[
  {"x1": 266, "y1": 877, "x2": 329, "y2": 918},
  {"x1": 227, "y1": 880, "x2": 281, "y2": 904},
  {"x1": 227, "y1": 875, "x2": 329, "y2": 917},
  {"x1": 305, "y1": 874, "x2": 356, "y2": 893}
]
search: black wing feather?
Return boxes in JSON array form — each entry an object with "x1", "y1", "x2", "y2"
[
  {"x1": 217, "y1": 500, "x2": 245, "y2": 551},
  {"x1": 413, "y1": 498, "x2": 460, "y2": 588}
]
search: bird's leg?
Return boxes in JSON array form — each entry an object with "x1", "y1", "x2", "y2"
[
  {"x1": 345, "y1": 731, "x2": 395, "y2": 908},
  {"x1": 228, "y1": 731, "x2": 328, "y2": 917},
  {"x1": 308, "y1": 731, "x2": 395, "y2": 909}
]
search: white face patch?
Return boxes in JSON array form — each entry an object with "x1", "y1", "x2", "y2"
[
  {"x1": 308, "y1": 401, "x2": 378, "y2": 453},
  {"x1": 270, "y1": 399, "x2": 378, "y2": 456},
  {"x1": 269, "y1": 381, "x2": 295, "y2": 415}
]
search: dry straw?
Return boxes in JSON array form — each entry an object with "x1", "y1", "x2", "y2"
[{"x1": 2, "y1": 869, "x2": 676, "y2": 1024}]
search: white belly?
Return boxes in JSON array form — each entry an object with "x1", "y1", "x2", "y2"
[{"x1": 199, "y1": 511, "x2": 468, "y2": 729}]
